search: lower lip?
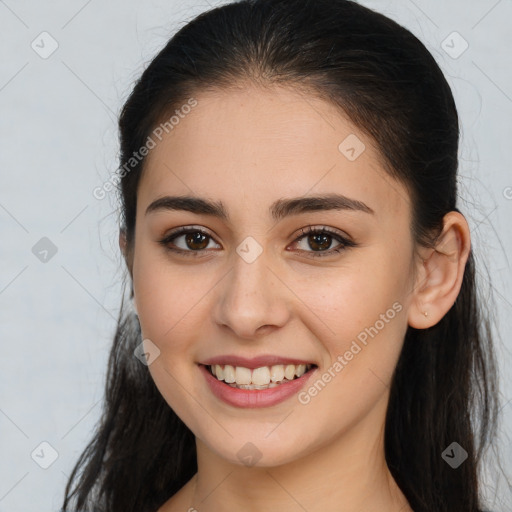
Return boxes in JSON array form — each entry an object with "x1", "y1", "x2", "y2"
[{"x1": 198, "y1": 364, "x2": 317, "y2": 408}]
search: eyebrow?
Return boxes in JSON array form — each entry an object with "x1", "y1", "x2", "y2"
[{"x1": 145, "y1": 193, "x2": 374, "y2": 221}]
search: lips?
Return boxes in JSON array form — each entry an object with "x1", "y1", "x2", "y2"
[{"x1": 199, "y1": 362, "x2": 317, "y2": 408}]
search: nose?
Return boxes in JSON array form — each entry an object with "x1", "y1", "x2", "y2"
[{"x1": 213, "y1": 250, "x2": 291, "y2": 340}]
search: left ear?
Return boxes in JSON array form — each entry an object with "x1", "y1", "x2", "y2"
[{"x1": 408, "y1": 211, "x2": 471, "y2": 329}]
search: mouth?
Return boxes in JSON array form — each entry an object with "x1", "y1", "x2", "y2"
[{"x1": 201, "y1": 362, "x2": 318, "y2": 390}]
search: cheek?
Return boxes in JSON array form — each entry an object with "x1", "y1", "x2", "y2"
[
  {"x1": 297, "y1": 258, "x2": 407, "y2": 341},
  {"x1": 293, "y1": 270, "x2": 408, "y2": 436},
  {"x1": 293, "y1": 253, "x2": 410, "y2": 395},
  {"x1": 132, "y1": 248, "x2": 208, "y2": 424},
  {"x1": 132, "y1": 243, "x2": 207, "y2": 343}
]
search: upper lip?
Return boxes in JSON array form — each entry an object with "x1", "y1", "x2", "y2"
[{"x1": 199, "y1": 354, "x2": 316, "y2": 369}]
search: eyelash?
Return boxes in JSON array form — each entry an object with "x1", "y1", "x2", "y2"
[{"x1": 158, "y1": 225, "x2": 356, "y2": 258}]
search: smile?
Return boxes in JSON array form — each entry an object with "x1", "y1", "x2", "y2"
[
  {"x1": 206, "y1": 363, "x2": 316, "y2": 390},
  {"x1": 198, "y1": 362, "x2": 318, "y2": 408}
]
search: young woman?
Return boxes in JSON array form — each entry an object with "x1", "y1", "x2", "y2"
[{"x1": 61, "y1": 0, "x2": 503, "y2": 511}]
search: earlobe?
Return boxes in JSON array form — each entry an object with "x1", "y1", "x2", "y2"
[{"x1": 408, "y1": 211, "x2": 471, "y2": 329}]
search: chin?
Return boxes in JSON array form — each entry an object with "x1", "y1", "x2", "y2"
[{"x1": 205, "y1": 434, "x2": 311, "y2": 469}]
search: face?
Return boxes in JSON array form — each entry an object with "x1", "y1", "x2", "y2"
[{"x1": 130, "y1": 84, "x2": 418, "y2": 468}]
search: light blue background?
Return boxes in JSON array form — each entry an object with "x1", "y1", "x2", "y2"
[{"x1": 1, "y1": 0, "x2": 511, "y2": 510}]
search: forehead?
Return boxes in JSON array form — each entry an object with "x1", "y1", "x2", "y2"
[{"x1": 138, "y1": 84, "x2": 410, "y2": 223}]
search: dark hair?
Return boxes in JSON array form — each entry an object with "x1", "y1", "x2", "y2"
[{"x1": 62, "y1": 1, "x2": 502, "y2": 511}]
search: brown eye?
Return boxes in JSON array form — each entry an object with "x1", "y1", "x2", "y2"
[
  {"x1": 183, "y1": 231, "x2": 209, "y2": 250},
  {"x1": 159, "y1": 227, "x2": 220, "y2": 256},
  {"x1": 291, "y1": 226, "x2": 356, "y2": 258},
  {"x1": 305, "y1": 232, "x2": 333, "y2": 252}
]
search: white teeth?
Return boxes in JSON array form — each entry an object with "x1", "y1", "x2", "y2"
[
  {"x1": 214, "y1": 364, "x2": 224, "y2": 380},
  {"x1": 252, "y1": 366, "x2": 271, "y2": 386},
  {"x1": 223, "y1": 364, "x2": 236, "y2": 383},
  {"x1": 284, "y1": 364, "x2": 296, "y2": 380},
  {"x1": 270, "y1": 364, "x2": 284, "y2": 383},
  {"x1": 209, "y1": 363, "x2": 313, "y2": 388},
  {"x1": 235, "y1": 366, "x2": 252, "y2": 385},
  {"x1": 294, "y1": 364, "x2": 306, "y2": 377}
]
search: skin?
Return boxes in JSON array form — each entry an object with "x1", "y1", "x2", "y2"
[{"x1": 120, "y1": 83, "x2": 470, "y2": 512}]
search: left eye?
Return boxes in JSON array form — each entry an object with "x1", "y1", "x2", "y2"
[{"x1": 290, "y1": 226, "x2": 355, "y2": 257}]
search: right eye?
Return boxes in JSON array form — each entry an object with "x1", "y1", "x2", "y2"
[{"x1": 158, "y1": 226, "x2": 221, "y2": 256}]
